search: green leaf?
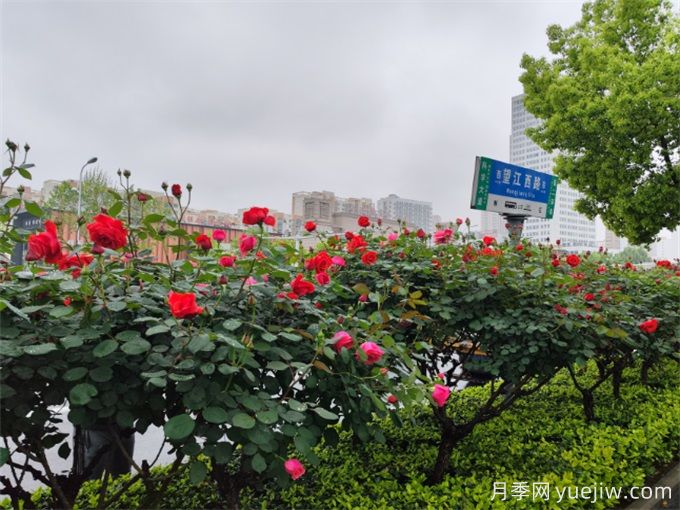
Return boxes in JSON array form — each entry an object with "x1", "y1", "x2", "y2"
[
  {"x1": 266, "y1": 361, "x2": 288, "y2": 371},
  {"x1": 214, "y1": 443, "x2": 233, "y2": 464},
  {"x1": 312, "y1": 407, "x2": 339, "y2": 421},
  {"x1": 232, "y1": 413, "x2": 256, "y2": 429},
  {"x1": 63, "y1": 367, "x2": 88, "y2": 381},
  {"x1": 164, "y1": 414, "x2": 195, "y2": 441},
  {"x1": 23, "y1": 343, "x2": 57, "y2": 355},
  {"x1": 188, "y1": 335, "x2": 212, "y2": 354},
  {"x1": 89, "y1": 366, "x2": 113, "y2": 382},
  {"x1": 93, "y1": 339, "x2": 118, "y2": 358},
  {"x1": 222, "y1": 319, "x2": 242, "y2": 331},
  {"x1": 251, "y1": 453, "x2": 267, "y2": 473},
  {"x1": 49, "y1": 306, "x2": 73, "y2": 318},
  {"x1": 146, "y1": 325, "x2": 170, "y2": 336},
  {"x1": 57, "y1": 442, "x2": 71, "y2": 460},
  {"x1": 70, "y1": 383, "x2": 97, "y2": 406},
  {"x1": 255, "y1": 409, "x2": 279, "y2": 425},
  {"x1": 0, "y1": 447, "x2": 8, "y2": 467},
  {"x1": 203, "y1": 407, "x2": 229, "y2": 424},
  {"x1": 121, "y1": 339, "x2": 151, "y2": 356},
  {"x1": 189, "y1": 461, "x2": 207, "y2": 485},
  {"x1": 108, "y1": 201, "x2": 124, "y2": 217},
  {"x1": 24, "y1": 201, "x2": 43, "y2": 218}
]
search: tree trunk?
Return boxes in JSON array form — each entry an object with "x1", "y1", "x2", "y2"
[
  {"x1": 581, "y1": 389, "x2": 596, "y2": 422},
  {"x1": 640, "y1": 359, "x2": 652, "y2": 385},
  {"x1": 612, "y1": 361, "x2": 623, "y2": 399},
  {"x1": 427, "y1": 419, "x2": 471, "y2": 485},
  {"x1": 211, "y1": 463, "x2": 245, "y2": 510}
]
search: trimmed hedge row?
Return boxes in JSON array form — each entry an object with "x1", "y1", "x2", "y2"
[{"x1": 7, "y1": 360, "x2": 679, "y2": 510}]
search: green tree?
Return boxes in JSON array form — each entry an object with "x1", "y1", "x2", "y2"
[
  {"x1": 612, "y1": 244, "x2": 652, "y2": 264},
  {"x1": 520, "y1": 0, "x2": 680, "y2": 245},
  {"x1": 44, "y1": 167, "x2": 114, "y2": 218}
]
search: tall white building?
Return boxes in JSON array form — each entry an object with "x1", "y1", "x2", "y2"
[
  {"x1": 377, "y1": 194, "x2": 433, "y2": 232},
  {"x1": 501, "y1": 94, "x2": 596, "y2": 249}
]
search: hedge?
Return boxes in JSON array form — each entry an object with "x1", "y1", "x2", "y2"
[{"x1": 7, "y1": 360, "x2": 678, "y2": 510}]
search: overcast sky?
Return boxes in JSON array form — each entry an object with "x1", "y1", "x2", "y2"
[{"x1": 1, "y1": 0, "x2": 590, "y2": 222}]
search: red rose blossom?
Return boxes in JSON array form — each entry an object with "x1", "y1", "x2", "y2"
[
  {"x1": 347, "y1": 235, "x2": 368, "y2": 254},
  {"x1": 387, "y1": 394, "x2": 398, "y2": 404},
  {"x1": 357, "y1": 216, "x2": 370, "y2": 228},
  {"x1": 167, "y1": 291, "x2": 203, "y2": 318},
  {"x1": 315, "y1": 271, "x2": 330, "y2": 285},
  {"x1": 242, "y1": 206, "x2": 270, "y2": 226},
  {"x1": 86, "y1": 214, "x2": 128, "y2": 251},
  {"x1": 171, "y1": 184, "x2": 182, "y2": 198},
  {"x1": 219, "y1": 255, "x2": 236, "y2": 267},
  {"x1": 361, "y1": 251, "x2": 378, "y2": 265},
  {"x1": 482, "y1": 236, "x2": 496, "y2": 246},
  {"x1": 566, "y1": 254, "x2": 581, "y2": 267},
  {"x1": 26, "y1": 221, "x2": 63, "y2": 264},
  {"x1": 355, "y1": 341, "x2": 384, "y2": 365},
  {"x1": 416, "y1": 228, "x2": 426, "y2": 239},
  {"x1": 195, "y1": 234, "x2": 212, "y2": 251},
  {"x1": 212, "y1": 229, "x2": 227, "y2": 242},
  {"x1": 290, "y1": 274, "x2": 315, "y2": 297},
  {"x1": 639, "y1": 319, "x2": 658, "y2": 334},
  {"x1": 489, "y1": 266, "x2": 499, "y2": 276},
  {"x1": 239, "y1": 234, "x2": 257, "y2": 256},
  {"x1": 304, "y1": 221, "x2": 316, "y2": 232},
  {"x1": 333, "y1": 331, "x2": 354, "y2": 352}
]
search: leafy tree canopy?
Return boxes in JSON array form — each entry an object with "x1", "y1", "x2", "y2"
[{"x1": 520, "y1": 0, "x2": 680, "y2": 245}]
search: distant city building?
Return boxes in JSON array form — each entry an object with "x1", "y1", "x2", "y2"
[
  {"x1": 291, "y1": 191, "x2": 406, "y2": 234},
  {"x1": 481, "y1": 94, "x2": 596, "y2": 250},
  {"x1": 603, "y1": 228, "x2": 625, "y2": 253},
  {"x1": 377, "y1": 194, "x2": 433, "y2": 233},
  {"x1": 650, "y1": 229, "x2": 680, "y2": 261}
]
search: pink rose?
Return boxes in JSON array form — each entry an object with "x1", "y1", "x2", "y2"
[
  {"x1": 331, "y1": 255, "x2": 346, "y2": 267},
  {"x1": 355, "y1": 341, "x2": 384, "y2": 365},
  {"x1": 432, "y1": 384, "x2": 451, "y2": 407},
  {"x1": 244, "y1": 276, "x2": 257, "y2": 286},
  {"x1": 212, "y1": 229, "x2": 227, "y2": 242},
  {"x1": 387, "y1": 232, "x2": 398, "y2": 241},
  {"x1": 284, "y1": 458, "x2": 305, "y2": 480},
  {"x1": 333, "y1": 331, "x2": 354, "y2": 352}
]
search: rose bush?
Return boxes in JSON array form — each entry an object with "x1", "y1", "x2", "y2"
[
  {"x1": 0, "y1": 144, "x2": 678, "y2": 507},
  {"x1": 0, "y1": 158, "x2": 418, "y2": 510}
]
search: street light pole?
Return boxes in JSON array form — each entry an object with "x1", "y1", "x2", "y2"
[{"x1": 75, "y1": 157, "x2": 98, "y2": 245}]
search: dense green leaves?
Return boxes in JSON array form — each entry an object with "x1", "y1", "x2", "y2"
[{"x1": 520, "y1": 0, "x2": 680, "y2": 244}]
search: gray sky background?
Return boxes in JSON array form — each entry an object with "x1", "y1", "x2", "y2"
[{"x1": 1, "y1": 0, "x2": 589, "y2": 222}]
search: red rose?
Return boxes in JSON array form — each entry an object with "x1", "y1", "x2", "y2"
[
  {"x1": 242, "y1": 207, "x2": 270, "y2": 225},
  {"x1": 290, "y1": 274, "x2": 315, "y2": 297},
  {"x1": 284, "y1": 459, "x2": 305, "y2": 481},
  {"x1": 345, "y1": 231, "x2": 354, "y2": 240},
  {"x1": 63, "y1": 297, "x2": 72, "y2": 306},
  {"x1": 86, "y1": 214, "x2": 128, "y2": 251},
  {"x1": 361, "y1": 251, "x2": 378, "y2": 265},
  {"x1": 489, "y1": 266, "x2": 498, "y2": 276},
  {"x1": 137, "y1": 192, "x2": 149, "y2": 202},
  {"x1": 358, "y1": 294, "x2": 368, "y2": 303},
  {"x1": 195, "y1": 234, "x2": 212, "y2": 251},
  {"x1": 416, "y1": 229, "x2": 426, "y2": 239},
  {"x1": 219, "y1": 255, "x2": 236, "y2": 267},
  {"x1": 168, "y1": 291, "x2": 203, "y2": 318},
  {"x1": 263, "y1": 215, "x2": 276, "y2": 226},
  {"x1": 305, "y1": 251, "x2": 333, "y2": 273},
  {"x1": 597, "y1": 264, "x2": 607, "y2": 274},
  {"x1": 171, "y1": 184, "x2": 182, "y2": 198},
  {"x1": 456, "y1": 218, "x2": 463, "y2": 226},
  {"x1": 304, "y1": 221, "x2": 316, "y2": 232},
  {"x1": 639, "y1": 319, "x2": 658, "y2": 334},
  {"x1": 347, "y1": 235, "x2": 367, "y2": 254},
  {"x1": 58, "y1": 253, "x2": 94, "y2": 278},
  {"x1": 26, "y1": 221, "x2": 63, "y2": 264},
  {"x1": 482, "y1": 236, "x2": 496, "y2": 246},
  {"x1": 566, "y1": 254, "x2": 581, "y2": 268},
  {"x1": 551, "y1": 258, "x2": 560, "y2": 267},
  {"x1": 433, "y1": 229, "x2": 453, "y2": 245},
  {"x1": 387, "y1": 394, "x2": 398, "y2": 404},
  {"x1": 315, "y1": 271, "x2": 330, "y2": 285},
  {"x1": 584, "y1": 293, "x2": 595, "y2": 302},
  {"x1": 625, "y1": 261, "x2": 637, "y2": 271},
  {"x1": 239, "y1": 234, "x2": 257, "y2": 256},
  {"x1": 656, "y1": 260, "x2": 672, "y2": 269},
  {"x1": 358, "y1": 216, "x2": 370, "y2": 228},
  {"x1": 556, "y1": 239, "x2": 561, "y2": 246},
  {"x1": 516, "y1": 244, "x2": 524, "y2": 251}
]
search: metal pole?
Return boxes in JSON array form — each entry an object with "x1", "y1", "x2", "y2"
[
  {"x1": 503, "y1": 214, "x2": 526, "y2": 247},
  {"x1": 75, "y1": 157, "x2": 98, "y2": 245}
]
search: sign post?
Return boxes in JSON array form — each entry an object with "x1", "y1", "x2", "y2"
[{"x1": 471, "y1": 156, "x2": 558, "y2": 245}]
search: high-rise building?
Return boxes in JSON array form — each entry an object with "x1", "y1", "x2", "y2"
[
  {"x1": 496, "y1": 94, "x2": 596, "y2": 250},
  {"x1": 377, "y1": 194, "x2": 433, "y2": 233}
]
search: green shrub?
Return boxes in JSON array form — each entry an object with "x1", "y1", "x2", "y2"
[{"x1": 5, "y1": 361, "x2": 677, "y2": 509}]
